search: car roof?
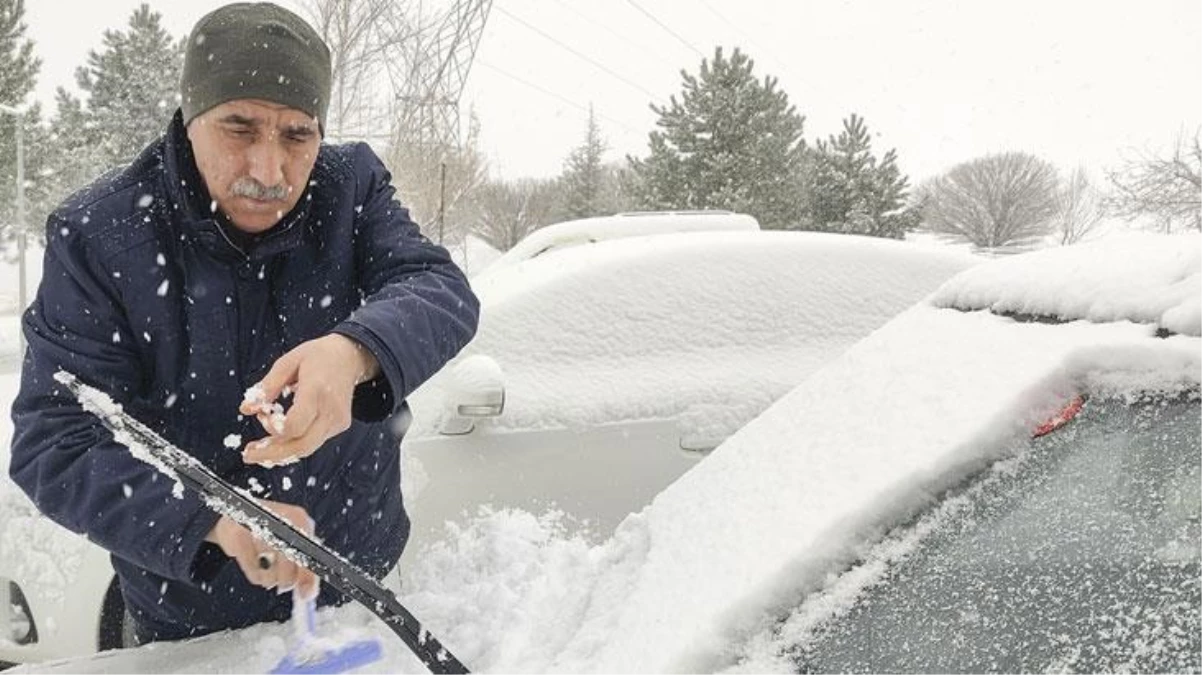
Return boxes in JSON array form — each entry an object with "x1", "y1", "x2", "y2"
[{"x1": 476, "y1": 210, "x2": 761, "y2": 280}]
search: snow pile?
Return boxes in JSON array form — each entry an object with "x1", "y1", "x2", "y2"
[
  {"x1": 931, "y1": 232, "x2": 1201, "y2": 335},
  {"x1": 445, "y1": 234, "x2": 502, "y2": 279}
]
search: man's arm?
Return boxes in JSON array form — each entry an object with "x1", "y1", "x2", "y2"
[
  {"x1": 8, "y1": 217, "x2": 220, "y2": 583},
  {"x1": 334, "y1": 142, "x2": 481, "y2": 415},
  {"x1": 241, "y1": 143, "x2": 480, "y2": 466}
]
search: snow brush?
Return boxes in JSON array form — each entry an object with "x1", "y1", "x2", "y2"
[
  {"x1": 56, "y1": 371, "x2": 469, "y2": 674},
  {"x1": 270, "y1": 590, "x2": 383, "y2": 674}
]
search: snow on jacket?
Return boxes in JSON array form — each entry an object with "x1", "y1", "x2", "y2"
[{"x1": 8, "y1": 111, "x2": 480, "y2": 641}]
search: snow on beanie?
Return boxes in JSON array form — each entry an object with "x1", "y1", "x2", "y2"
[{"x1": 180, "y1": 2, "x2": 331, "y2": 131}]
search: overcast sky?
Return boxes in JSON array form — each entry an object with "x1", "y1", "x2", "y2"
[{"x1": 23, "y1": 0, "x2": 1202, "y2": 184}]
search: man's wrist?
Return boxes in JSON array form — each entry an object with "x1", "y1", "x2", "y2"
[{"x1": 332, "y1": 333, "x2": 380, "y2": 384}]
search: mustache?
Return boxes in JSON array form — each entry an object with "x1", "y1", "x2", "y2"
[{"x1": 230, "y1": 177, "x2": 290, "y2": 202}]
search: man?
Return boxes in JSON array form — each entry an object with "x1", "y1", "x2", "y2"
[{"x1": 8, "y1": 2, "x2": 479, "y2": 644}]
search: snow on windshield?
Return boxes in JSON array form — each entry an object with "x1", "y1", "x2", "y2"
[{"x1": 727, "y1": 394, "x2": 1200, "y2": 673}]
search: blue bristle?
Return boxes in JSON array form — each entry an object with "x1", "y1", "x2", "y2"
[{"x1": 269, "y1": 638, "x2": 383, "y2": 674}]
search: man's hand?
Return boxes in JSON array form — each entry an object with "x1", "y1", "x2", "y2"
[
  {"x1": 240, "y1": 333, "x2": 379, "y2": 466},
  {"x1": 204, "y1": 499, "x2": 319, "y2": 599}
]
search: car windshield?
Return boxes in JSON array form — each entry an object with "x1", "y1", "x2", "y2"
[{"x1": 765, "y1": 391, "x2": 1200, "y2": 674}]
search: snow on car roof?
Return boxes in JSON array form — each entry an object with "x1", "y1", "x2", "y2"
[
  {"x1": 930, "y1": 232, "x2": 1201, "y2": 336},
  {"x1": 407, "y1": 230, "x2": 975, "y2": 438},
  {"x1": 477, "y1": 211, "x2": 760, "y2": 279}
]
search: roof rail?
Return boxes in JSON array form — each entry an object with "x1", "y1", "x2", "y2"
[{"x1": 615, "y1": 210, "x2": 734, "y2": 217}]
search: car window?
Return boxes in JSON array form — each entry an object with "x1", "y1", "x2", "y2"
[{"x1": 775, "y1": 392, "x2": 1200, "y2": 673}]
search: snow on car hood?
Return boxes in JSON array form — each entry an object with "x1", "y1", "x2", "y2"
[{"x1": 931, "y1": 232, "x2": 1201, "y2": 336}]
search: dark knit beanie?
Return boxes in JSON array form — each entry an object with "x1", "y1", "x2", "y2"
[{"x1": 180, "y1": 2, "x2": 331, "y2": 131}]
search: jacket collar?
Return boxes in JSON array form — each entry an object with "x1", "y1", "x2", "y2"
[{"x1": 162, "y1": 109, "x2": 313, "y2": 263}]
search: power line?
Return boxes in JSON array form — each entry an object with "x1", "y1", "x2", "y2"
[
  {"x1": 623, "y1": 0, "x2": 705, "y2": 59},
  {"x1": 696, "y1": 0, "x2": 794, "y2": 80},
  {"x1": 493, "y1": 5, "x2": 662, "y2": 101},
  {"x1": 548, "y1": 0, "x2": 681, "y2": 71},
  {"x1": 474, "y1": 58, "x2": 646, "y2": 137}
]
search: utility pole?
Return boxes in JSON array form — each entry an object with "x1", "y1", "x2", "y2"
[
  {"x1": 438, "y1": 162, "x2": 446, "y2": 244},
  {"x1": 16, "y1": 111, "x2": 25, "y2": 355}
]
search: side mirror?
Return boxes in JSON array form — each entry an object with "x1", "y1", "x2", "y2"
[{"x1": 439, "y1": 355, "x2": 505, "y2": 435}]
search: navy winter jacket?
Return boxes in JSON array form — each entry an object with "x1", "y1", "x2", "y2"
[{"x1": 8, "y1": 111, "x2": 479, "y2": 641}]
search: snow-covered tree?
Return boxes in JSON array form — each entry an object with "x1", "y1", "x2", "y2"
[
  {"x1": 387, "y1": 112, "x2": 488, "y2": 244},
  {"x1": 1105, "y1": 130, "x2": 1201, "y2": 233},
  {"x1": 0, "y1": 0, "x2": 44, "y2": 249},
  {"x1": 27, "y1": 4, "x2": 183, "y2": 243},
  {"x1": 56, "y1": 4, "x2": 183, "y2": 169},
  {"x1": 561, "y1": 106, "x2": 607, "y2": 220},
  {"x1": 467, "y1": 177, "x2": 561, "y2": 251},
  {"x1": 0, "y1": 0, "x2": 36, "y2": 108},
  {"x1": 300, "y1": 0, "x2": 402, "y2": 142},
  {"x1": 629, "y1": 47, "x2": 806, "y2": 230},
  {"x1": 805, "y1": 114, "x2": 918, "y2": 239},
  {"x1": 917, "y1": 152, "x2": 1061, "y2": 250},
  {"x1": 1055, "y1": 166, "x2": 1103, "y2": 245}
]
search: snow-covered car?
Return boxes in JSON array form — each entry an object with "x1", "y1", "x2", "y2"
[
  {"x1": 15, "y1": 234, "x2": 1198, "y2": 674},
  {"x1": 405, "y1": 231, "x2": 1199, "y2": 674},
  {"x1": 400, "y1": 230, "x2": 975, "y2": 561},
  {"x1": 0, "y1": 372, "x2": 126, "y2": 667},
  {"x1": 0, "y1": 230, "x2": 973, "y2": 667}
]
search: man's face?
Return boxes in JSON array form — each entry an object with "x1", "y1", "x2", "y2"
[{"x1": 186, "y1": 99, "x2": 320, "y2": 234}]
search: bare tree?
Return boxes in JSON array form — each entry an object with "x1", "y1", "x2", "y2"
[
  {"x1": 388, "y1": 111, "x2": 487, "y2": 243},
  {"x1": 301, "y1": 0, "x2": 492, "y2": 244},
  {"x1": 917, "y1": 152, "x2": 1061, "y2": 250},
  {"x1": 1056, "y1": 166, "x2": 1104, "y2": 245},
  {"x1": 300, "y1": 0, "x2": 412, "y2": 142},
  {"x1": 1105, "y1": 130, "x2": 1201, "y2": 233},
  {"x1": 467, "y1": 177, "x2": 561, "y2": 251}
]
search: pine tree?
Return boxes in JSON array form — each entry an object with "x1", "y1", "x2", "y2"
[
  {"x1": 0, "y1": 0, "x2": 41, "y2": 248},
  {"x1": 629, "y1": 47, "x2": 806, "y2": 230},
  {"x1": 62, "y1": 3, "x2": 184, "y2": 167},
  {"x1": 806, "y1": 114, "x2": 919, "y2": 239},
  {"x1": 561, "y1": 106, "x2": 608, "y2": 220},
  {"x1": 35, "y1": 3, "x2": 183, "y2": 236},
  {"x1": 0, "y1": 0, "x2": 36, "y2": 108}
]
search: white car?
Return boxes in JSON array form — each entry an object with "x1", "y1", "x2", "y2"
[
  {"x1": 13, "y1": 234, "x2": 1197, "y2": 674},
  {"x1": 0, "y1": 230, "x2": 974, "y2": 666},
  {"x1": 400, "y1": 230, "x2": 974, "y2": 564},
  {"x1": 0, "y1": 371, "x2": 126, "y2": 666}
]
